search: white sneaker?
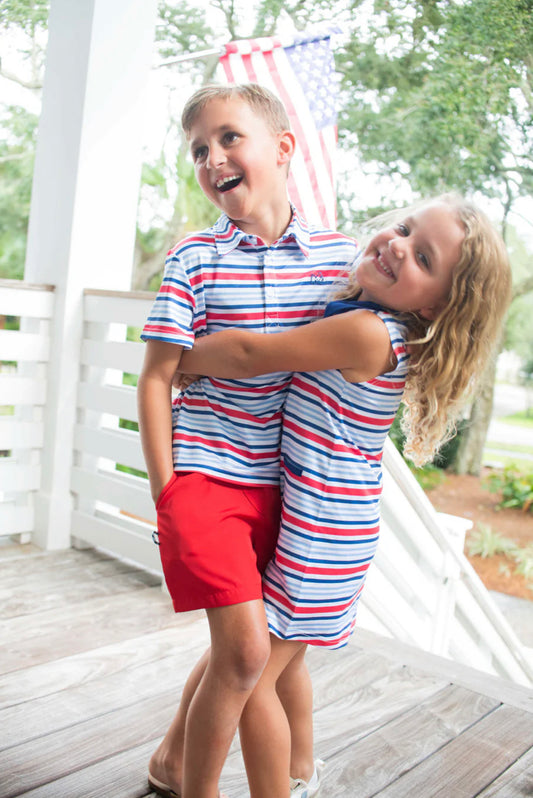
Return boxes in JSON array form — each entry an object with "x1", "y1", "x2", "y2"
[{"x1": 290, "y1": 759, "x2": 325, "y2": 797}]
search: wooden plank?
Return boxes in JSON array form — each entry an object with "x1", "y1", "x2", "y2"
[
  {"x1": 69, "y1": 511, "x2": 160, "y2": 573},
  {"x1": 72, "y1": 424, "x2": 146, "y2": 471},
  {"x1": 77, "y1": 380, "x2": 138, "y2": 420},
  {"x1": 0, "y1": 330, "x2": 50, "y2": 361},
  {"x1": 70, "y1": 467, "x2": 154, "y2": 523},
  {"x1": 0, "y1": 609, "x2": 206, "y2": 710},
  {"x1": 84, "y1": 291, "x2": 154, "y2": 326},
  {"x1": 0, "y1": 504, "x2": 33, "y2": 535},
  {"x1": 0, "y1": 420, "x2": 43, "y2": 449},
  {"x1": 0, "y1": 547, "x2": 116, "y2": 583},
  {"x1": 375, "y1": 704, "x2": 533, "y2": 797},
  {"x1": 308, "y1": 664, "x2": 449, "y2": 763},
  {"x1": 0, "y1": 284, "x2": 54, "y2": 318},
  {"x1": 0, "y1": 587, "x2": 176, "y2": 681},
  {"x1": 14, "y1": 739, "x2": 157, "y2": 798},
  {"x1": 356, "y1": 629, "x2": 533, "y2": 712},
  {"x1": 80, "y1": 338, "x2": 144, "y2": 373},
  {"x1": 0, "y1": 688, "x2": 187, "y2": 797},
  {"x1": 476, "y1": 747, "x2": 533, "y2": 797},
  {"x1": 0, "y1": 376, "x2": 47, "y2": 406},
  {"x1": 0, "y1": 624, "x2": 209, "y2": 750},
  {"x1": 318, "y1": 684, "x2": 499, "y2": 797},
  {"x1": 0, "y1": 462, "x2": 40, "y2": 492},
  {"x1": 0, "y1": 552, "x2": 160, "y2": 621}
]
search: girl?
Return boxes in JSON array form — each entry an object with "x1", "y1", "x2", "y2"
[{"x1": 174, "y1": 195, "x2": 511, "y2": 798}]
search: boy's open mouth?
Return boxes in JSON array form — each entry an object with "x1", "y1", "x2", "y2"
[{"x1": 216, "y1": 175, "x2": 243, "y2": 193}]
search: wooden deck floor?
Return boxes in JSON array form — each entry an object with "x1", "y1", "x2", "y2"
[{"x1": 1, "y1": 542, "x2": 533, "y2": 798}]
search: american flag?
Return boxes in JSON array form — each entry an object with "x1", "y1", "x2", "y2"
[{"x1": 218, "y1": 31, "x2": 339, "y2": 230}]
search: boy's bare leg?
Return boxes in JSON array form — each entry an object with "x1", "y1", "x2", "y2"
[
  {"x1": 181, "y1": 599, "x2": 271, "y2": 798},
  {"x1": 239, "y1": 636, "x2": 307, "y2": 798},
  {"x1": 148, "y1": 649, "x2": 210, "y2": 792},
  {"x1": 276, "y1": 645, "x2": 315, "y2": 782}
]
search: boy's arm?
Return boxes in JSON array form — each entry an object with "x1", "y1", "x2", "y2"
[
  {"x1": 137, "y1": 340, "x2": 184, "y2": 503},
  {"x1": 178, "y1": 310, "x2": 394, "y2": 384}
]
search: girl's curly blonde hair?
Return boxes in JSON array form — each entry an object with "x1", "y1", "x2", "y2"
[{"x1": 338, "y1": 194, "x2": 512, "y2": 466}]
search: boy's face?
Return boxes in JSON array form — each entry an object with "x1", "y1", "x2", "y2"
[{"x1": 188, "y1": 97, "x2": 293, "y2": 234}]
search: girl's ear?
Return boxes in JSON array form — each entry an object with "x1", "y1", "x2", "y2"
[
  {"x1": 277, "y1": 130, "x2": 296, "y2": 164},
  {"x1": 419, "y1": 300, "x2": 446, "y2": 321}
]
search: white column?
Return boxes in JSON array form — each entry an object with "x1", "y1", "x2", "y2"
[{"x1": 24, "y1": 0, "x2": 158, "y2": 549}]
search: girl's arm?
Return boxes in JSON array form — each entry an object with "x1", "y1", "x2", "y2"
[
  {"x1": 137, "y1": 340, "x2": 183, "y2": 503},
  {"x1": 178, "y1": 310, "x2": 394, "y2": 383}
]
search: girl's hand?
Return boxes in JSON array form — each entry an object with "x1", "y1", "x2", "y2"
[{"x1": 172, "y1": 371, "x2": 201, "y2": 391}]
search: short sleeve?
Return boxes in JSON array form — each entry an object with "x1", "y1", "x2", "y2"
[{"x1": 141, "y1": 249, "x2": 196, "y2": 348}]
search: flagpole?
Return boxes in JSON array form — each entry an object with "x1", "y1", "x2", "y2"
[{"x1": 156, "y1": 47, "x2": 223, "y2": 68}]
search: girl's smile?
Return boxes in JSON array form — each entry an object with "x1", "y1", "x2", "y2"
[{"x1": 356, "y1": 203, "x2": 465, "y2": 320}]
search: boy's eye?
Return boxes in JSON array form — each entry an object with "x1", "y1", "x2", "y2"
[
  {"x1": 193, "y1": 145, "x2": 208, "y2": 162},
  {"x1": 222, "y1": 131, "x2": 239, "y2": 145},
  {"x1": 396, "y1": 223, "x2": 409, "y2": 236}
]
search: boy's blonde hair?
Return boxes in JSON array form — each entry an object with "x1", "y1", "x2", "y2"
[
  {"x1": 182, "y1": 83, "x2": 291, "y2": 137},
  {"x1": 339, "y1": 194, "x2": 512, "y2": 465}
]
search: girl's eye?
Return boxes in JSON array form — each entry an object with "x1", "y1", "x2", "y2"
[
  {"x1": 396, "y1": 223, "x2": 409, "y2": 236},
  {"x1": 193, "y1": 145, "x2": 208, "y2": 162},
  {"x1": 418, "y1": 252, "x2": 430, "y2": 269}
]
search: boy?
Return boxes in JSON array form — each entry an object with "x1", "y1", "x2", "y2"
[{"x1": 137, "y1": 83, "x2": 357, "y2": 798}]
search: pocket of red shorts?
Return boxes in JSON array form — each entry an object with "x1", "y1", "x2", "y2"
[{"x1": 155, "y1": 472, "x2": 178, "y2": 510}]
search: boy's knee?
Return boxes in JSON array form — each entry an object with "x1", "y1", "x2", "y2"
[{"x1": 217, "y1": 633, "x2": 271, "y2": 691}]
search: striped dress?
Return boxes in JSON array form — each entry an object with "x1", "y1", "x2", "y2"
[{"x1": 263, "y1": 299, "x2": 410, "y2": 648}]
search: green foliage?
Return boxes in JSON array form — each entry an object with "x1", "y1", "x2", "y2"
[
  {"x1": 0, "y1": 0, "x2": 49, "y2": 35},
  {"x1": 338, "y1": 0, "x2": 533, "y2": 202},
  {"x1": 0, "y1": 107, "x2": 38, "y2": 279},
  {"x1": 467, "y1": 522, "x2": 517, "y2": 558},
  {"x1": 486, "y1": 465, "x2": 533, "y2": 512},
  {"x1": 467, "y1": 522, "x2": 533, "y2": 590}
]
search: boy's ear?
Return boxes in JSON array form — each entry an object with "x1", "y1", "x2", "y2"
[{"x1": 277, "y1": 131, "x2": 296, "y2": 165}]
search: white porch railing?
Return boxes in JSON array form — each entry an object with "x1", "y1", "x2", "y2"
[
  {"x1": 0, "y1": 280, "x2": 55, "y2": 541},
  {"x1": 1, "y1": 282, "x2": 532, "y2": 686}
]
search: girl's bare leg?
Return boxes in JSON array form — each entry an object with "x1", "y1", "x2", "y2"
[
  {"x1": 276, "y1": 645, "x2": 315, "y2": 782},
  {"x1": 239, "y1": 636, "x2": 307, "y2": 798}
]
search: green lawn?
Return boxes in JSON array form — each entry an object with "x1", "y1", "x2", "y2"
[{"x1": 500, "y1": 410, "x2": 533, "y2": 428}]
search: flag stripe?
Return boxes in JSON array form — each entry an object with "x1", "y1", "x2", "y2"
[{"x1": 218, "y1": 32, "x2": 338, "y2": 229}]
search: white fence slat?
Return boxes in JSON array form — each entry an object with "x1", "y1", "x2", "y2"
[
  {"x1": 77, "y1": 381, "x2": 138, "y2": 421},
  {"x1": 71, "y1": 466, "x2": 154, "y2": 523},
  {"x1": 84, "y1": 291, "x2": 154, "y2": 326},
  {"x1": 0, "y1": 462, "x2": 40, "y2": 492},
  {"x1": 454, "y1": 581, "x2": 529, "y2": 683},
  {"x1": 73, "y1": 424, "x2": 146, "y2": 471},
  {"x1": 0, "y1": 376, "x2": 47, "y2": 405},
  {"x1": 0, "y1": 330, "x2": 50, "y2": 361},
  {"x1": 70, "y1": 510, "x2": 162, "y2": 573},
  {"x1": 0, "y1": 504, "x2": 34, "y2": 534},
  {"x1": 80, "y1": 339, "x2": 145, "y2": 374},
  {"x1": 0, "y1": 420, "x2": 43, "y2": 449},
  {"x1": 0, "y1": 283, "x2": 54, "y2": 318}
]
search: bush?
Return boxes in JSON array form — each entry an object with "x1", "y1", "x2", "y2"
[{"x1": 486, "y1": 465, "x2": 533, "y2": 513}]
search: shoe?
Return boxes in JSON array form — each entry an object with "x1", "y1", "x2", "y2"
[
  {"x1": 147, "y1": 771, "x2": 229, "y2": 798},
  {"x1": 148, "y1": 772, "x2": 179, "y2": 798},
  {"x1": 290, "y1": 759, "x2": 325, "y2": 797}
]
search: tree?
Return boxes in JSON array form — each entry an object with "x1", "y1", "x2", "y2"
[
  {"x1": 337, "y1": 0, "x2": 533, "y2": 474},
  {"x1": 0, "y1": 0, "x2": 48, "y2": 279}
]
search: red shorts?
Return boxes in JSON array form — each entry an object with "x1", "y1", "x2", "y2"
[{"x1": 155, "y1": 472, "x2": 281, "y2": 612}]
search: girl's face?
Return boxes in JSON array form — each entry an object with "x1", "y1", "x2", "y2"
[{"x1": 356, "y1": 204, "x2": 465, "y2": 320}]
